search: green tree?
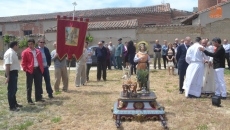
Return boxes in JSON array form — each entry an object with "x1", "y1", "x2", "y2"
[
  {"x1": 18, "y1": 37, "x2": 28, "y2": 48},
  {"x1": 86, "y1": 34, "x2": 93, "y2": 42}
]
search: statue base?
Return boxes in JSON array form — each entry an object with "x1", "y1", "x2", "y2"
[{"x1": 112, "y1": 91, "x2": 167, "y2": 129}]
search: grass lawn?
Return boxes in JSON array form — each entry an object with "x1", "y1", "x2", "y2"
[{"x1": 0, "y1": 68, "x2": 230, "y2": 130}]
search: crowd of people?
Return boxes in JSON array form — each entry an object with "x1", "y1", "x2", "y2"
[{"x1": 3, "y1": 36, "x2": 229, "y2": 111}]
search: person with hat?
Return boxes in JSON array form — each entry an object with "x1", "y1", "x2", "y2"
[
  {"x1": 95, "y1": 41, "x2": 107, "y2": 81},
  {"x1": 115, "y1": 38, "x2": 124, "y2": 70}
]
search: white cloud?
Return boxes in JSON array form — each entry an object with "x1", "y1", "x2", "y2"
[{"x1": 0, "y1": 0, "x2": 198, "y2": 17}]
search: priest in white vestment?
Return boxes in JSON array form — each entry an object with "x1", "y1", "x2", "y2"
[
  {"x1": 202, "y1": 41, "x2": 215, "y2": 94},
  {"x1": 183, "y1": 38, "x2": 205, "y2": 98}
]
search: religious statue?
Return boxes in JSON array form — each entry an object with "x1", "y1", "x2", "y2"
[{"x1": 134, "y1": 42, "x2": 150, "y2": 92}]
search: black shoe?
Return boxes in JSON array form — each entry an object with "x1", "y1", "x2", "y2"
[
  {"x1": 15, "y1": 104, "x2": 23, "y2": 108},
  {"x1": 10, "y1": 107, "x2": 20, "y2": 112},
  {"x1": 188, "y1": 94, "x2": 199, "y2": 98},
  {"x1": 179, "y1": 91, "x2": 183, "y2": 94},
  {"x1": 28, "y1": 101, "x2": 35, "y2": 105},
  {"x1": 221, "y1": 97, "x2": 227, "y2": 100},
  {"x1": 49, "y1": 95, "x2": 54, "y2": 99}
]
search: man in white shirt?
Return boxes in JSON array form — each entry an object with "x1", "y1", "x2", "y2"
[
  {"x1": 223, "y1": 39, "x2": 230, "y2": 69},
  {"x1": 183, "y1": 37, "x2": 205, "y2": 98},
  {"x1": 4, "y1": 41, "x2": 22, "y2": 111},
  {"x1": 108, "y1": 42, "x2": 116, "y2": 69}
]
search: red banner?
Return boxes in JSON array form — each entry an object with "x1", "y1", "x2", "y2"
[{"x1": 56, "y1": 16, "x2": 88, "y2": 60}]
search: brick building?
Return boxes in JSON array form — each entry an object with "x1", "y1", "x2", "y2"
[
  {"x1": 0, "y1": 3, "x2": 191, "y2": 38},
  {"x1": 182, "y1": 0, "x2": 230, "y2": 26}
]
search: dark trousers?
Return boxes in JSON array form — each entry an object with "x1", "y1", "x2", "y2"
[
  {"x1": 106, "y1": 59, "x2": 111, "y2": 70},
  {"x1": 42, "y1": 67, "x2": 53, "y2": 96},
  {"x1": 130, "y1": 62, "x2": 136, "y2": 75},
  {"x1": 97, "y1": 61, "x2": 106, "y2": 80},
  {"x1": 173, "y1": 57, "x2": 177, "y2": 68},
  {"x1": 162, "y1": 55, "x2": 168, "y2": 69},
  {"x1": 178, "y1": 69, "x2": 186, "y2": 92},
  {"x1": 225, "y1": 53, "x2": 230, "y2": 68},
  {"x1": 7, "y1": 70, "x2": 18, "y2": 109},
  {"x1": 86, "y1": 64, "x2": 92, "y2": 81},
  {"x1": 115, "y1": 56, "x2": 122, "y2": 70},
  {"x1": 26, "y1": 68, "x2": 42, "y2": 102}
]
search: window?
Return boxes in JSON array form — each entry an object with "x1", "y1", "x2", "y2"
[
  {"x1": 0, "y1": 31, "x2": 2, "y2": 36},
  {"x1": 23, "y1": 30, "x2": 32, "y2": 36}
]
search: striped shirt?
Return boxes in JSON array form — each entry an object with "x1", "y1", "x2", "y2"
[
  {"x1": 39, "y1": 47, "x2": 48, "y2": 67},
  {"x1": 86, "y1": 48, "x2": 93, "y2": 64}
]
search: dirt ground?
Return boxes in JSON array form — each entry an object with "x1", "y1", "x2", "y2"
[{"x1": 0, "y1": 68, "x2": 230, "y2": 130}]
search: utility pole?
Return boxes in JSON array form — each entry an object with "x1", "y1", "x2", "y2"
[{"x1": 72, "y1": 2, "x2": 77, "y2": 20}]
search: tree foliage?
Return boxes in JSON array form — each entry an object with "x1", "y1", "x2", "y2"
[
  {"x1": 86, "y1": 34, "x2": 93, "y2": 42},
  {"x1": 18, "y1": 37, "x2": 28, "y2": 48}
]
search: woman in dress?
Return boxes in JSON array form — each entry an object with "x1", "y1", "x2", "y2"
[{"x1": 166, "y1": 43, "x2": 175, "y2": 75}]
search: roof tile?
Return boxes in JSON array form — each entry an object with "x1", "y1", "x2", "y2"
[
  {"x1": 45, "y1": 19, "x2": 138, "y2": 32},
  {"x1": 0, "y1": 4, "x2": 171, "y2": 23}
]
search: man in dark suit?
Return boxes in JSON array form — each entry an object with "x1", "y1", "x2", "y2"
[
  {"x1": 95, "y1": 41, "x2": 108, "y2": 81},
  {"x1": 176, "y1": 36, "x2": 191, "y2": 94}
]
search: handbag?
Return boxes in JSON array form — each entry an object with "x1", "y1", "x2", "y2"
[{"x1": 212, "y1": 95, "x2": 221, "y2": 107}]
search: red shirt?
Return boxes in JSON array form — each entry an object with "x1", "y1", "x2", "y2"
[{"x1": 21, "y1": 47, "x2": 44, "y2": 74}]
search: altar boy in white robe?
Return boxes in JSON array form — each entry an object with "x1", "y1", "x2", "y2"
[
  {"x1": 202, "y1": 41, "x2": 215, "y2": 94},
  {"x1": 183, "y1": 37, "x2": 206, "y2": 98}
]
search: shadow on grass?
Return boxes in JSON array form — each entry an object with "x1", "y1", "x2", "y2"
[{"x1": 20, "y1": 105, "x2": 46, "y2": 113}]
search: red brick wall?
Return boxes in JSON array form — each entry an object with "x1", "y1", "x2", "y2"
[
  {"x1": 198, "y1": 0, "x2": 217, "y2": 11},
  {"x1": 87, "y1": 13, "x2": 172, "y2": 25},
  {"x1": 17, "y1": 22, "x2": 43, "y2": 36},
  {"x1": 6, "y1": 31, "x2": 20, "y2": 36}
]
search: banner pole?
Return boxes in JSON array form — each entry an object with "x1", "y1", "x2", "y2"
[{"x1": 68, "y1": 59, "x2": 71, "y2": 85}]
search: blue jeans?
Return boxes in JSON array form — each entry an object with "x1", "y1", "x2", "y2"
[
  {"x1": 7, "y1": 70, "x2": 18, "y2": 109},
  {"x1": 42, "y1": 67, "x2": 53, "y2": 96},
  {"x1": 110, "y1": 54, "x2": 116, "y2": 68}
]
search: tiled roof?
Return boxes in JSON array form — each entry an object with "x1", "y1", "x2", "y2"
[
  {"x1": 173, "y1": 16, "x2": 188, "y2": 20},
  {"x1": 142, "y1": 24, "x2": 184, "y2": 28},
  {"x1": 181, "y1": 1, "x2": 230, "y2": 24},
  {"x1": 45, "y1": 19, "x2": 138, "y2": 32},
  {"x1": 181, "y1": 13, "x2": 198, "y2": 24},
  {"x1": 0, "y1": 4, "x2": 171, "y2": 23}
]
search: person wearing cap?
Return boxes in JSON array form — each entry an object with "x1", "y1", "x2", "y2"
[
  {"x1": 115, "y1": 38, "x2": 124, "y2": 70},
  {"x1": 95, "y1": 41, "x2": 107, "y2": 81}
]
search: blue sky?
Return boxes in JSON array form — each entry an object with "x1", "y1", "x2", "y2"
[{"x1": 0, "y1": 0, "x2": 198, "y2": 17}]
